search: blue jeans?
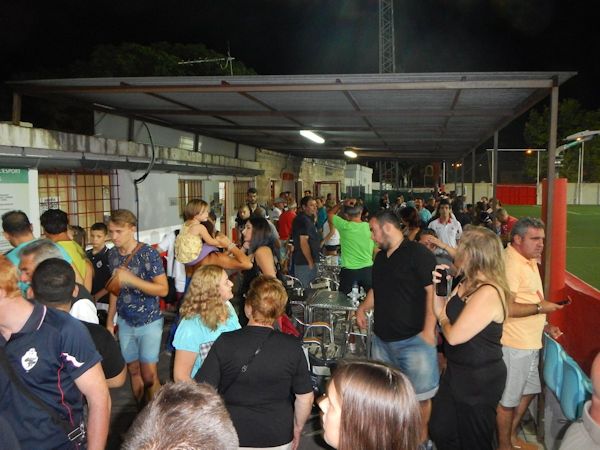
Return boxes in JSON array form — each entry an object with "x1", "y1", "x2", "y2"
[
  {"x1": 372, "y1": 333, "x2": 439, "y2": 401},
  {"x1": 293, "y1": 264, "x2": 318, "y2": 289},
  {"x1": 117, "y1": 317, "x2": 164, "y2": 363}
]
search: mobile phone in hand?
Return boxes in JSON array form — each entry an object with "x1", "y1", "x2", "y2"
[
  {"x1": 556, "y1": 298, "x2": 571, "y2": 306},
  {"x1": 436, "y1": 269, "x2": 449, "y2": 297}
]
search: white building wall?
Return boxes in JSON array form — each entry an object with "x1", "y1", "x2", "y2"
[
  {"x1": 94, "y1": 112, "x2": 256, "y2": 160},
  {"x1": 344, "y1": 164, "x2": 373, "y2": 194}
]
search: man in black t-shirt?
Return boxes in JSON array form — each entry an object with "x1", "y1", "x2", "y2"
[
  {"x1": 87, "y1": 222, "x2": 112, "y2": 305},
  {"x1": 246, "y1": 187, "x2": 268, "y2": 219},
  {"x1": 290, "y1": 196, "x2": 320, "y2": 288},
  {"x1": 356, "y1": 209, "x2": 439, "y2": 448}
]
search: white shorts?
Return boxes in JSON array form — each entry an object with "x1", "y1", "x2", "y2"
[{"x1": 499, "y1": 347, "x2": 541, "y2": 408}]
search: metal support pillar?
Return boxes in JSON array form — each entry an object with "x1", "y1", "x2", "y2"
[
  {"x1": 441, "y1": 161, "x2": 446, "y2": 187},
  {"x1": 492, "y1": 132, "x2": 499, "y2": 210},
  {"x1": 461, "y1": 158, "x2": 465, "y2": 197},
  {"x1": 543, "y1": 82, "x2": 559, "y2": 298},
  {"x1": 12, "y1": 93, "x2": 22, "y2": 125},
  {"x1": 471, "y1": 149, "x2": 476, "y2": 205}
]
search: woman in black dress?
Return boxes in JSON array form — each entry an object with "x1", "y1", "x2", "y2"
[{"x1": 429, "y1": 225, "x2": 510, "y2": 450}]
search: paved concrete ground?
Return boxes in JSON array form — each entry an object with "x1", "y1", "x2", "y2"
[{"x1": 106, "y1": 311, "x2": 337, "y2": 450}]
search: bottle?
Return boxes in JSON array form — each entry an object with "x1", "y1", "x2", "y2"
[{"x1": 351, "y1": 281, "x2": 359, "y2": 306}]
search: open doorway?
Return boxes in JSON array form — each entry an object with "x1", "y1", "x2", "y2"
[{"x1": 315, "y1": 181, "x2": 340, "y2": 202}]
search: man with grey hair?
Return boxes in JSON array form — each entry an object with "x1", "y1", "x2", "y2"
[
  {"x1": 496, "y1": 217, "x2": 564, "y2": 450},
  {"x1": 19, "y1": 239, "x2": 98, "y2": 324},
  {"x1": 122, "y1": 382, "x2": 239, "y2": 450},
  {"x1": 327, "y1": 198, "x2": 375, "y2": 294}
]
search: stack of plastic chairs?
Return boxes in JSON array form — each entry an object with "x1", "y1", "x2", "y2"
[
  {"x1": 543, "y1": 333, "x2": 565, "y2": 396},
  {"x1": 543, "y1": 333, "x2": 593, "y2": 421}
]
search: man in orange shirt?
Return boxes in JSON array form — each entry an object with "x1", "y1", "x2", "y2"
[{"x1": 496, "y1": 218, "x2": 563, "y2": 450}]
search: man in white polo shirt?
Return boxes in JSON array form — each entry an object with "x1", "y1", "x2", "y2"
[{"x1": 428, "y1": 198, "x2": 462, "y2": 249}]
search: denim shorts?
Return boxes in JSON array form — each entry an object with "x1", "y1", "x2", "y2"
[
  {"x1": 117, "y1": 317, "x2": 164, "y2": 364},
  {"x1": 372, "y1": 333, "x2": 440, "y2": 401}
]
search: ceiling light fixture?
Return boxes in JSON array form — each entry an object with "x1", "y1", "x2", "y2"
[
  {"x1": 344, "y1": 150, "x2": 358, "y2": 158},
  {"x1": 299, "y1": 130, "x2": 325, "y2": 144}
]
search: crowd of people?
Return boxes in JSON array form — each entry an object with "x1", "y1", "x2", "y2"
[{"x1": 0, "y1": 186, "x2": 596, "y2": 450}]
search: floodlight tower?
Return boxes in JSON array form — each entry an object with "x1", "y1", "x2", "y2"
[
  {"x1": 379, "y1": 0, "x2": 396, "y2": 73},
  {"x1": 378, "y1": 0, "x2": 399, "y2": 190}
]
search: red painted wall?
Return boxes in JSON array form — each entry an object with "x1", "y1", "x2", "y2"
[
  {"x1": 497, "y1": 184, "x2": 537, "y2": 205},
  {"x1": 550, "y1": 272, "x2": 600, "y2": 375}
]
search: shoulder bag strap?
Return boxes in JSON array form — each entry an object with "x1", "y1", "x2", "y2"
[
  {"x1": 0, "y1": 345, "x2": 74, "y2": 436},
  {"x1": 120, "y1": 242, "x2": 143, "y2": 270},
  {"x1": 219, "y1": 330, "x2": 274, "y2": 396}
]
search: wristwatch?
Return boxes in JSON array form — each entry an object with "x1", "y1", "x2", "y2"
[{"x1": 536, "y1": 303, "x2": 543, "y2": 314}]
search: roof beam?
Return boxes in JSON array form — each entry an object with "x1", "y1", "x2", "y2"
[
  {"x1": 113, "y1": 108, "x2": 515, "y2": 118},
  {"x1": 13, "y1": 79, "x2": 554, "y2": 94}
]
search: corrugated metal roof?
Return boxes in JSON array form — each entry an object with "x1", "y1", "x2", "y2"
[{"x1": 9, "y1": 72, "x2": 575, "y2": 161}]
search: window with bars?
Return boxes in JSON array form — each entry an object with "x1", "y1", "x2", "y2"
[
  {"x1": 233, "y1": 180, "x2": 251, "y2": 210},
  {"x1": 38, "y1": 171, "x2": 119, "y2": 234},
  {"x1": 178, "y1": 179, "x2": 203, "y2": 217}
]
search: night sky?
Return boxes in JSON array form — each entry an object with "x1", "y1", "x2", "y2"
[{"x1": 2, "y1": 0, "x2": 599, "y2": 107}]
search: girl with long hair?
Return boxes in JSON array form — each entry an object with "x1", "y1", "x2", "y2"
[
  {"x1": 399, "y1": 206, "x2": 422, "y2": 241},
  {"x1": 173, "y1": 265, "x2": 240, "y2": 382},
  {"x1": 238, "y1": 216, "x2": 280, "y2": 325},
  {"x1": 429, "y1": 225, "x2": 510, "y2": 449},
  {"x1": 319, "y1": 360, "x2": 422, "y2": 450}
]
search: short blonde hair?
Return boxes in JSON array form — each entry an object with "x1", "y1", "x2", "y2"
[
  {"x1": 110, "y1": 209, "x2": 137, "y2": 227},
  {"x1": 184, "y1": 199, "x2": 209, "y2": 221},
  {"x1": 179, "y1": 265, "x2": 229, "y2": 330},
  {"x1": 246, "y1": 276, "x2": 287, "y2": 325}
]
